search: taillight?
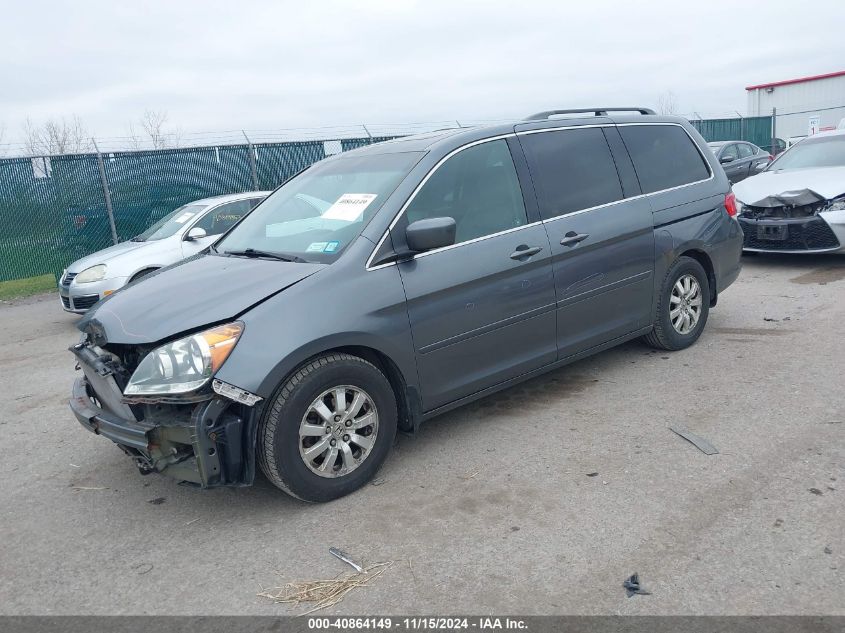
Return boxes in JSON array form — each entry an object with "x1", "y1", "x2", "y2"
[{"x1": 725, "y1": 192, "x2": 737, "y2": 217}]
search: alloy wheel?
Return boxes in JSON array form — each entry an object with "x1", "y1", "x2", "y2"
[
  {"x1": 669, "y1": 274, "x2": 702, "y2": 335},
  {"x1": 298, "y1": 385, "x2": 379, "y2": 478}
]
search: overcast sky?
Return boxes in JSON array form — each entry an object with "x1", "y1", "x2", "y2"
[{"x1": 2, "y1": 0, "x2": 844, "y2": 148}]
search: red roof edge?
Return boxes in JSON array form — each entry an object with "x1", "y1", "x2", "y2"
[{"x1": 746, "y1": 70, "x2": 845, "y2": 91}]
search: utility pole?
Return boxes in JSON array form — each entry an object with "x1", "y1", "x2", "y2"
[
  {"x1": 242, "y1": 131, "x2": 259, "y2": 190},
  {"x1": 771, "y1": 107, "x2": 777, "y2": 155},
  {"x1": 92, "y1": 139, "x2": 118, "y2": 245}
]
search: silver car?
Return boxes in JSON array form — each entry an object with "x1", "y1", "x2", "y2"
[
  {"x1": 734, "y1": 129, "x2": 845, "y2": 254},
  {"x1": 59, "y1": 192, "x2": 269, "y2": 313}
]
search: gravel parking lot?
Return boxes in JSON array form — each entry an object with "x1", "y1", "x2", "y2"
[{"x1": 0, "y1": 254, "x2": 842, "y2": 616}]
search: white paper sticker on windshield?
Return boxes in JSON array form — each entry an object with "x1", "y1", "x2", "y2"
[
  {"x1": 174, "y1": 212, "x2": 196, "y2": 224},
  {"x1": 322, "y1": 193, "x2": 377, "y2": 222},
  {"x1": 306, "y1": 242, "x2": 328, "y2": 252}
]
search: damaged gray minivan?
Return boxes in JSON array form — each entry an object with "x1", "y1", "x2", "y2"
[{"x1": 69, "y1": 108, "x2": 743, "y2": 501}]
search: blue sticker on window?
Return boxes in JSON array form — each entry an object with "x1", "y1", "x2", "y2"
[{"x1": 324, "y1": 241, "x2": 340, "y2": 253}]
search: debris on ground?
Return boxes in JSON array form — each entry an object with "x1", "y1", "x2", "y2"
[
  {"x1": 586, "y1": 472, "x2": 599, "y2": 477},
  {"x1": 669, "y1": 426, "x2": 719, "y2": 455},
  {"x1": 809, "y1": 488, "x2": 823, "y2": 496},
  {"x1": 71, "y1": 486, "x2": 108, "y2": 491},
  {"x1": 258, "y1": 561, "x2": 392, "y2": 613},
  {"x1": 132, "y1": 563, "x2": 154, "y2": 575},
  {"x1": 147, "y1": 497, "x2": 166, "y2": 505},
  {"x1": 824, "y1": 546, "x2": 833, "y2": 555},
  {"x1": 370, "y1": 477, "x2": 386, "y2": 486},
  {"x1": 329, "y1": 547, "x2": 363, "y2": 573},
  {"x1": 623, "y1": 573, "x2": 651, "y2": 597}
]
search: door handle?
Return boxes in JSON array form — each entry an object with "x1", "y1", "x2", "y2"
[
  {"x1": 560, "y1": 232, "x2": 589, "y2": 247},
  {"x1": 509, "y1": 245, "x2": 543, "y2": 260}
]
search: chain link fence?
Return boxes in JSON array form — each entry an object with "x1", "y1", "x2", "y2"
[{"x1": 0, "y1": 136, "x2": 395, "y2": 283}]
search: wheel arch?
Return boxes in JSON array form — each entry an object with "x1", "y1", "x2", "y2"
[
  {"x1": 250, "y1": 339, "x2": 421, "y2": 434},
  {"x1": 128, "y1": 266, "x2": 161, "y2": 283}
]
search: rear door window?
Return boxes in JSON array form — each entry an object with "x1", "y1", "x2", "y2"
[
  {"x1": 519, "y1": 128, "x2": 624, "y2": 220},
  {"x1": 619, "y1": 125, "x2": 711, "y2": 194}
]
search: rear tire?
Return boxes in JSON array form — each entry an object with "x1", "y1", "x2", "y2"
[
  {"x1": 257, "y1": 353, "x2": 397, "y2": 502},
  {"x1": 643, "y1": 256, "x2": 710, "y2": 351}
]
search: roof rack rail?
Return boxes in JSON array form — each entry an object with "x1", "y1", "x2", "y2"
[{"x1": 525, "y1": 107, "x2": 656, "y2": 120}]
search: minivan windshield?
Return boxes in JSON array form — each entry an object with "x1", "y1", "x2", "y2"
[
  {"x1": 216, "y1": 151, "x2": 424, "y2": 263},
  {"x1": 133, "y1": 204, "x2": 209, "y2": 242},
  {"x1": 769, "y1": 134, "x2": 845, "y2": 171}
]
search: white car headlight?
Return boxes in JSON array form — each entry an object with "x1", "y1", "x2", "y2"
[
  {"x1": 824, "y1": 197, "x2": 845, "y2": 212},
  {"x1": 124, "y1": 322, "x2": 243, "y2": 396},
  {"x1": 75, "y1": 264, "x2": 107, "y2": 283}
]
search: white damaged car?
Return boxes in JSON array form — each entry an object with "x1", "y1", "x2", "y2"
[
  {"x1": 59, "y1": 191, "x2": 268, "y2": 313},
  {"x1": 733, "y1": 128, "x2": 845, "y2": 254}
]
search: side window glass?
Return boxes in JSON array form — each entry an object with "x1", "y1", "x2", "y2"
[
  {"x1": 194, "y1": 200, "x2": 252, "y2": 236},
  {"x1": 620, "y1": 125, "x2": 711, "y2": 193},
  {"x1": 737, "y1": 143, "x2": 754, "y2": 158},
  {"x1": 519, "y1": 128, "x2": 623, "y2": 220},
  {"x1": 249, "y1": 197, "x2": 264, "y2": 209},
  {"x1": 404, "y1": 139, "x2": 527, "y2": 244},
  {"x1": 722, "y1": 144, "x2": 739, "y2": 160}
]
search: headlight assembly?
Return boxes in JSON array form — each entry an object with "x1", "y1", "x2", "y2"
[
  {"x1": 124, "y1": 322, "x2": 243, "y2": 396},
  {"x1": 75, "y1": 264, "x2": 106, "y2": 283},
  {"x1": 824, "y1": 196, "x2": 845, "y2": 213}
]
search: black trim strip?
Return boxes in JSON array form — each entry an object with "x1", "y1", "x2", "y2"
[{"x1": 418, "y1": 303, "x2": 557, "y2": 354}]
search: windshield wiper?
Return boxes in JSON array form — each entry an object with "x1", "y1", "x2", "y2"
[
  {"x1": 223, "y1": 248, "x2": 307, "y2": 263},
  {"x1": 130, "y1": 236, "x2": 145, "y2": 242}
]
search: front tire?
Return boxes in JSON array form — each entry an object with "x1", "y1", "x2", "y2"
[
  {"x1": 643, "y1": 256, "x2": 710, "y2": 351},
  {"x1": 257, "y1": 353, "x2": 397, "y2": 502}
]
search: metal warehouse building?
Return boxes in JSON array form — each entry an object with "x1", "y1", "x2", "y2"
[{"x1": 746, "y1": 70, "x2": 845, "y2": 141}]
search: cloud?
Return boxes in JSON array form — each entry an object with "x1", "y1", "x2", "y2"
[{"x1": 2, "y1": 0, "x2": 843, "y2": 144}]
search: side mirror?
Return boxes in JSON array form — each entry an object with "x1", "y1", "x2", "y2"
[
  {"x1": 719, "y1": 155, "x2": 735, "y2": 164},
  {"x1": 406, "y1": 217, "x2": 456, "y2": 253},
  {"x1": 185, "y1": 227, "x2": 208, "y2": 241}
]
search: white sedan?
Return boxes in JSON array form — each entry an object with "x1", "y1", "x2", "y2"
[
  {"x1": 734, "y1": 129, "x2": 845, "y2": 254},
  {"x1": 59, "y1": 191, "x2": 269, "y2": 313}
]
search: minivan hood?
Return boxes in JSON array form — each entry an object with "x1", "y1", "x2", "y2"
[
  {"x1": 78, "y1": 254, "x2": 326, "y2": 345},
  {"x1": 733, "y1": 166, "x2": 845, "y2": 204},
  {"x1": 68, "y1": 240, "x2": 150, "y2": 272}
]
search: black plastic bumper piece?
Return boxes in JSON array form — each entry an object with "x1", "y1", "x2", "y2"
[{"x1": 70, "y1": 377, "x2": 154, "y2": 452}]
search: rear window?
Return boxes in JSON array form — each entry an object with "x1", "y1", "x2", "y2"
[
  {"x1": 619, "y1": 125, "x2": 711, "y2": 194},
  {"x1": 519, "y1": 128, "x2": 624, "y2": 219}
]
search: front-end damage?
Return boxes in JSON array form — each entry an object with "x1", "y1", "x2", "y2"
[
  {"x1": 737, "y1": 189, "x2": 845, "y2": 252},
  {"x1": 69, "y1": 339, "x2": 263, "y2": 487}
]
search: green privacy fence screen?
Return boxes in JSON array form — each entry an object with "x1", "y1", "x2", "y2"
[
  {"x1": 689, "y1": 116, "x2": 773, "y2": 150},
  {"x1": 0, "y1": 136, "x2": 396, "y2": 283},
  {"x1": 0, "y1": 117, "x2": 776, "y2": 285}
]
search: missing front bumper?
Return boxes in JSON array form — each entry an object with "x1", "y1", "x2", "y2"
[{"x1": 69, "y1": 375, "x2": 258, "y2": 488}]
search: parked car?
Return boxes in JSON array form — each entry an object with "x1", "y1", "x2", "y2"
[
  {"x1": 761, "y1": 137, "x2": 787, "y2": 157},
  {"x1": 707, "y1": 141, "x2": 772, "y2": 183},
  {"x1": 59, "y1": 192, "x2": 269, "y2": 313},
  {"x1": 68, "y1": 108, "x2": 742, "y2": 502},
  {"x1": 733, "y1": 128, "x2": 845, "y2": 253}
]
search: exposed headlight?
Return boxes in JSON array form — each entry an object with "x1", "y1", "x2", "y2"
[
  {"x1": 735, "y1": 199, "x2": 746, "y2": 216},
  {"x1": 75, "y1": 264, "x2": 106, "y2": 283},
  {"x1": 824, "y1": 197, "x2": 845, "y2": 213},
  {"x1": 124, "y1": 322, "x2": 243, "y2": 396}
]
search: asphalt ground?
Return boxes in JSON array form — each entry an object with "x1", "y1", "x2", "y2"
[{"x1": 0, "y1": 253, "x2": 842, "y2": 615}]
